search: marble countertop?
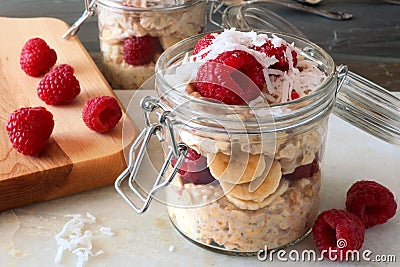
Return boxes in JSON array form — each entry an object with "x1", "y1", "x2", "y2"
[{"x1": 0, "y1": 90, "x2": 399, "y2": 267}]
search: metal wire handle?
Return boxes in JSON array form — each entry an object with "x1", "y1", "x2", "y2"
[
  {"x1": 114, "y1": 97, "x2": 188, "y2": 214},
  {"x1": 62, "y1": 0, "x2": 97, "y2": 39},
  {"x1": 208, "y1": 0, "x2": 225, "y2": 28}
]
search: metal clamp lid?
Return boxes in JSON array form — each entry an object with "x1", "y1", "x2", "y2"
[
  {"x1": 220, "y1": 3, "x2": 305, "y2": 36},
  {"x1": 114, "y1": 96, "x2": 188, "y2": 214}
]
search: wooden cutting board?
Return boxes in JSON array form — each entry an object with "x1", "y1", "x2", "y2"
[{"x1": 0, "y1": 17, "x2": 133, "y2": 211}]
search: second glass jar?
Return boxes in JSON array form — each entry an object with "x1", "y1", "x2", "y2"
[{"x1": 97, "y1": 0, "x2": 206, "y2": 89}]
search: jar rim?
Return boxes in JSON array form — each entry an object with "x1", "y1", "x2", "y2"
[{"x1": 96, "y1": 0, "x2": 203, "y2": 11}]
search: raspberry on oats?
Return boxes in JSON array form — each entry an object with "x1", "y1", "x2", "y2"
[
  {"x1": 346, "y1": 180, "x2": 397, "y2": 229},
  {"x1": 195, "y1": 50, "x2": 265, "y2": 105},
  {"x1": 37, "y1": 64, "x2": 81, "y2": 105},
  {"x1": 6, "y1": 106, "x2": 54, "y2": 156},
  {"x1": 123, "y1": 35, "x2": 161, "y2": 66},
  {"x1": 82, "y1": 96, "x2": 122, "y2": 133},
  {"x1": 312, "y1": 209, "x2": 365, "y2": 261},
  {"x1": 20, "y1": 37, "x2": 57, "y2": 77},
  {"x1": 283, "y1": 157, "x2": 319, "y2": 180},
  {"x1": 254, "y1": 40, "x2": 297, "y2": 71},
  {"x1": 291, "y1": 90, "x2": 300, "y2": 100},
  {"x1": 171, "y1": 146, "x2": 215, "y2": 185},
  {"x1": 193, "y1": 33, "x2": 215, "y2": 58}
]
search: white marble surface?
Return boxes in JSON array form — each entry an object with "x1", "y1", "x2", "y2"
[{"x1": 0, "y1": 90, "x2": 399, "y2": 267}]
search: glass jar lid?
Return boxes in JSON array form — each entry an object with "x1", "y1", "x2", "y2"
[{"x1": 221, "y1": 4, "x2": 305, "y2": 37}]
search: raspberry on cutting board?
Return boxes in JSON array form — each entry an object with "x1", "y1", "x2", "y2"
[
  {"x1": 37, "y1": 64, "x2": 81, "y2": 105},
  {"x1": 312, "y1": 209, "x2": 365, "y2": 261},
  {"x1": 82, "y1": 96, "x2": 122, "y2": 133},
  {"x1": 346, "y1": 180, "x2": 397, "y2": 229},
  {"x1": 123, "y1": 35, "x2": 161, "y2": 66},
  {"x1": 6, "y1": 106, "x2": 54, "y2": 156},
  {"x1": 20, "y1": 37, "x2": 57, "y2": 77}
]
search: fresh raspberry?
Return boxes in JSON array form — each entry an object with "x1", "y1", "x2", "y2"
[
  {"x1": 82, "y1": 96, "x2": 122, "y2": 133},
  {"x1": 291, "y1": 90, "x2": 300, "y2": 100},
  {"x1": 123, "y1": 35, "x2": 161, "y2": 66},
  {"x1": 254, "y1": 40, "x2": 297, "y2": 71},
  {"x1": 193, "y1": 33, "x2": 216, "y2": 58},
  {"x1": 346, "y1": 180, "x2": 397, "y2": 229},
  {"x1": 195, "y1": 50, "x2": 265, "y2": 105},
  {"x1": 283, "y1": 157, "x2": 319, "y2": 180},
  {"x1": 37, "y1": 64, "x2": 81, "y2": 105},
  {"x1": 312, "y1": 209, "x2": 365, "y2": 261},
  {"x1": 6, "y1": 106, "x2": 54, "y2": 156},
  {"x1": 20, "y1": 37, "x2": 57, "y2": 77},
  {"x1": 171, "y1": 146, "x2": 215, "y2": 185}
]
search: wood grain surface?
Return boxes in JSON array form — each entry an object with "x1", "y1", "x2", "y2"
[{"x1": 0, "y1": 17, "x2": 131, "y2": 211}]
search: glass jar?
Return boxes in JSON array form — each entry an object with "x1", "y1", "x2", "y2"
[
  {"x1": 64, "y1": 0, "x2": 207, "y2": 90},
  {"x1": 97, "y1": 0, "x2": 206, "y2": 90},
  {"x1": 115, "y1": 31, "x2": 400, "y2": 255},
  {"x1": 157, "y1": 32, "x2": 334, "y2": 253}
]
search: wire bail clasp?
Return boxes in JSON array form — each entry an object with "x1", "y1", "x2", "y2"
[
  {"x1": 115, "y1": 96, "x2": 187, "y2": 214},
  {"x1": 208, "y1": 0, "x2": 225, "y2": 28},
  {"x1": 62, "y1": 0, "x2": 97, "y2": 39},
  {"x1": 335, "y1": 64, "x2": 349, "y2": 95}
]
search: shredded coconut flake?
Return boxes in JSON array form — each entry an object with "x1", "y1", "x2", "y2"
[
  {"x1": 192, "y1": 28, "x2": 278, "y2": 71},
  {"x1": 100, "y1": 226, "x2": 115, "y2": 236},
  {"x1": 54, "y1": 213, "x2": 113, "y2": 267},
  {"x1": 173, "y1": 29, "x2": 326, "y2": 105}
]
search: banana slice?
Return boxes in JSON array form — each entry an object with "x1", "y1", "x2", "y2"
[
  {"x1": 220, "y1": 160, "x2": 282, "y2": 202},
  {"x1": 225, "y1": 179, "x2": 289, "y2": 211},
  {"x1": 208, "y1": 151, "x2": 266, "y2": 184}
]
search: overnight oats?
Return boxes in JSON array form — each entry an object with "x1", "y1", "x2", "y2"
[
  {"x1": 97, "y1": 0, "x2": 206, "y2": 89},
  {"x1": 152, "y1": 29, "x2": 337, "y2": 254}
]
